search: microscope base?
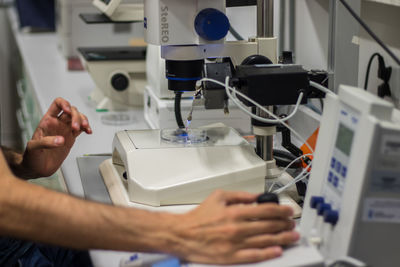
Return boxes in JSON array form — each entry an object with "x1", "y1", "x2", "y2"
[{"x1": 90, "y1": 88, "x2": 142, "y2": 111}]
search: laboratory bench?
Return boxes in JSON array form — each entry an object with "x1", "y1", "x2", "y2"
[{"x1": 5, "y1": 7, "x2": 148, "y2": 267}]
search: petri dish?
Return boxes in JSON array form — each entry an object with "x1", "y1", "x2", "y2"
[{"x1": 160, "y1": 128, "x2": 208, "y2": 144}]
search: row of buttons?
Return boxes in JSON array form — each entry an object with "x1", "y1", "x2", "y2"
[
  {"x1": 330, "y1": 157, "x2": 348, "y2": 178},
  {"x1": 310, "y1": 196, "x2": 339, "y2": 226}
]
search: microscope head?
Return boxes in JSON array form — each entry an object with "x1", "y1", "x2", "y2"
[{"x1": 144, "y1": 0, "x2": 230, "y2": 92}]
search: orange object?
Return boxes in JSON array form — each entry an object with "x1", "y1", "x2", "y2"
[{"x1": 300, "y1": 128, "x2": 320, "y2": 168}]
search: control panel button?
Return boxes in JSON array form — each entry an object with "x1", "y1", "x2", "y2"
[
  {"x1": 330, "y1": 157, "x2": 336, "y2": 168},
  {"x1": 328, "y1": 171, "x2": 334, "y2": 183},
  {"x1": 335, "y1": 161, "x2": 342, "y2": 174},
  {"x1": 324, "y1": 210, "x2": 339, "y2": 226},
  {"x1": 310, "y1": 196, "x2": 324, "y2": 209},
  {"x1": 333, "y1": 176, "x2": 339, "y2": 187},
  {"x1": 341, "y1": 166, "x2": 347, "y2": 178},
  {"x1": 317, "y1": 203, "x2": 332, "y2": 216}
]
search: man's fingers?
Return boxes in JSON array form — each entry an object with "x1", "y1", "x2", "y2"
[
  {"x1": 234, "y1": 219, "x2": 295, "y2": 238},
  {"x1": 227, "y1": 204, "x2": 294, "y2": 221},
  {"x1": 80, "y1": 113, "x2": 92, "y2": 134},
  {"x1": 27, "y1": 136, "x2": 65, "y2": 150},
  {"x1": 212, "y1": 190, "x2": 258, "y2": 205},
  {"x1": 242, "y1": 231, "x2": 300, "y2": 249},
  {"x1": 48, "y1": 97, "x2": 72, "y2": 118},
  {"x1": 70, "y1": 106, "x2": 83, "y2": 132},
  {"x1": 231, "y1": 246, "x2": 283, "y2": 264}
]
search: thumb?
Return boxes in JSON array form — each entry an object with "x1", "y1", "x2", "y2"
[{"x1": 27, "y1": 136, "x2": 65, "y2": 150}]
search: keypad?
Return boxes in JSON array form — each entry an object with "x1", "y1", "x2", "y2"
[{"x1": 327, "y1": 157, "x2": 348, "y2": 189}]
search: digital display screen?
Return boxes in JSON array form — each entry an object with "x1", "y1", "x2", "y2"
[
  {"x1": 335, "y1": 123, "x2": 354, "y2": 156},
  {"x1": 101, "y1": 0, "x2": 111, "y2": 4}
]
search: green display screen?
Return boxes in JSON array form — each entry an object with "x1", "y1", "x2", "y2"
[
  {"x1": 335, "y1": 123, "x2": 354, "y2": 156},
  {"x1": 101, "y1": 0, "x2": 111, "y2": 4}
]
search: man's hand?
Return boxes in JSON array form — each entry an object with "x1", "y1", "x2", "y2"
[
  {"x1": 18, "y1": 98, "x2": 92, "y2": 179},
  {"x1": 171, "y1": 190, "x2": 299, "y2": 265}
]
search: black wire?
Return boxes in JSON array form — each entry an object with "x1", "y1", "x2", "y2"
[
  {"x1": 174, "y1": 92, "x2": 185, "y2": 129},
  {"x1": 339, "y1": 0, "x2": 400, "y2": 66},
  {"x1": 229, "y1": 26, "x2": 244, "y2": 41},
  {"x1": 364, "y1": 53, "x2": 381, "y2": 90}
]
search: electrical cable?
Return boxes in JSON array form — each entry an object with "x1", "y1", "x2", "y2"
[
  {"x1": 229, "y1": 26, "x2": 245, "y2": 41},
  {"x1": 309, "y1": 81, "x2": 334, "y2": 96},
  {"x1": 364, "y1": 53, "x2": 382, "y2": 90},
  {"x1": 174, "y1": 92, "x2": 185, "y2": 129},
  {"x1": 267, "y1": 153, "x2": 314, "y2": 192},
  {"x1": 339, "y1": 0, "x2": 400, "y2": 66},
  {"x1": 198, "y1": 77, "x2": 314, "y2": 154},
  {"x1": 199, "y1": 77, "x2": 318, "y2": 195},
  {"x1": 273, "y1": 163, "x2": 312, "y2": 194}
]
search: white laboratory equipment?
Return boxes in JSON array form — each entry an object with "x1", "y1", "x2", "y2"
[
  {"x1": 300, "y1": 85, "x2": 400, "y2": 267},
  {"x1": 92, "y1": 0, "x2": 143, "y2": 22},
  {"x1": 143, "y1": 0, "x2": 283, "y2": 182},
  {"x1": 56, "y1": 0, "x2": 143, "y2": 60},
  {"x1": 77, "y1": 0, "x2": 147, "y2": 110},
  {"x1": 100, "y1": 126, "x2": 266, "y2": 206},
  {"x1": 79, "y1": 47, "x2": 146, "y2": 110}
]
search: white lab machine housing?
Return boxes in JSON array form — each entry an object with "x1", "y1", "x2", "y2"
[
  {"x1": 300, "y1": 85, "x2": 400, "y2": 266},
  {"x1": 79, "y1": 49, "x2": 146, "y2": 110},
  {"x1": 100, "y1": 126, "x2": 267, "y2": 206},
  {"x1": 56, "y1": 0, "x2": 144, "y2": 59},
  {"x1": 92, "y1": 0, "x2": 143, "y2": 21},
  {"x1": 144, "y1": 0, "x2": 226, "y2": 46}
]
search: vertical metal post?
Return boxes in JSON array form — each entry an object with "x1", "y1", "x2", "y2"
[
  {"x1": 257, "y1": 0, "x2": 274, "y2": 38},
  {"x1": 328, "y1": 0, "x2": 361, "y2": 92},
  {"x1": 279, "y1": 0, "x2": 286, "y2": 55},
  {"x1": 288, "y1": 0, "x2": 295, "y2": 53},
  {"x1": 255, "y1": 107, "x2": 275, "y2": 162}
]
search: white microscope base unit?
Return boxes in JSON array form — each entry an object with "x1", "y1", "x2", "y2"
[
  {"x1": 144, "y1": 86, "x2": 252, "y2": 134},
  {"x1": 101, "y1": 127, "x2": 266, "y2": 207}
]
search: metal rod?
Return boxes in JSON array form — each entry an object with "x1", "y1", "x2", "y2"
[
  {"x1": 255, "y1": 107, "x2": 274, "y2": 161},
  {"x1": 257, "y1": 0, "x2": 274, "y2": 37}
]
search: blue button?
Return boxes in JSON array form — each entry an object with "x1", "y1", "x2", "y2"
[
  {"x1": 335, "y1": 161, "x2": 342, "y2": 173},
  {"x1": 330, "y1": 157, "x2": 336, "y2": 168},
  {"x1": 316, "y1": 203, "x2": 332, "y2": 216},
  {"x1": 310, "y1": 196, "x2": 324, "y2": 209},
  {"x1": 341, "y1": 166, "x2": 347, "y2": 178},
  {"x1": 333, "y1": 176, "x2": 339, "y2": 187},
  {"x1": 194, "y1": 8, "x2": 230, "y2": 41},
  {"x1": 324, "y1": 210, "x2": 339, "y2": 226},
  {"x1": 328, "y1": 171, "x2": 333, "y2": 183}
]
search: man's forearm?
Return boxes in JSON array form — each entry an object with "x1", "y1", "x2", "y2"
[{"x1": 0, "y1": 170, "x2": 184, "y2": 254}]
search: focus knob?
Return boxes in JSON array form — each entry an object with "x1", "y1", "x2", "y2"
[
  {"x1": 111, "y1": 73, "x2": 129, "y2": 92},
  {"x1": 194, "y1": 8, "x2": 230, "y2": 41}
]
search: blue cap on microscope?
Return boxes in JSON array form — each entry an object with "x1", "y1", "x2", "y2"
[{"x1": 195, "y1": 8, "x2": 230, "y2": 41}]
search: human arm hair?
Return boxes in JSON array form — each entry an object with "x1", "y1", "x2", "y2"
[{"x1": 0, "y1": 148, "x2": 298, "y2": 264}]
